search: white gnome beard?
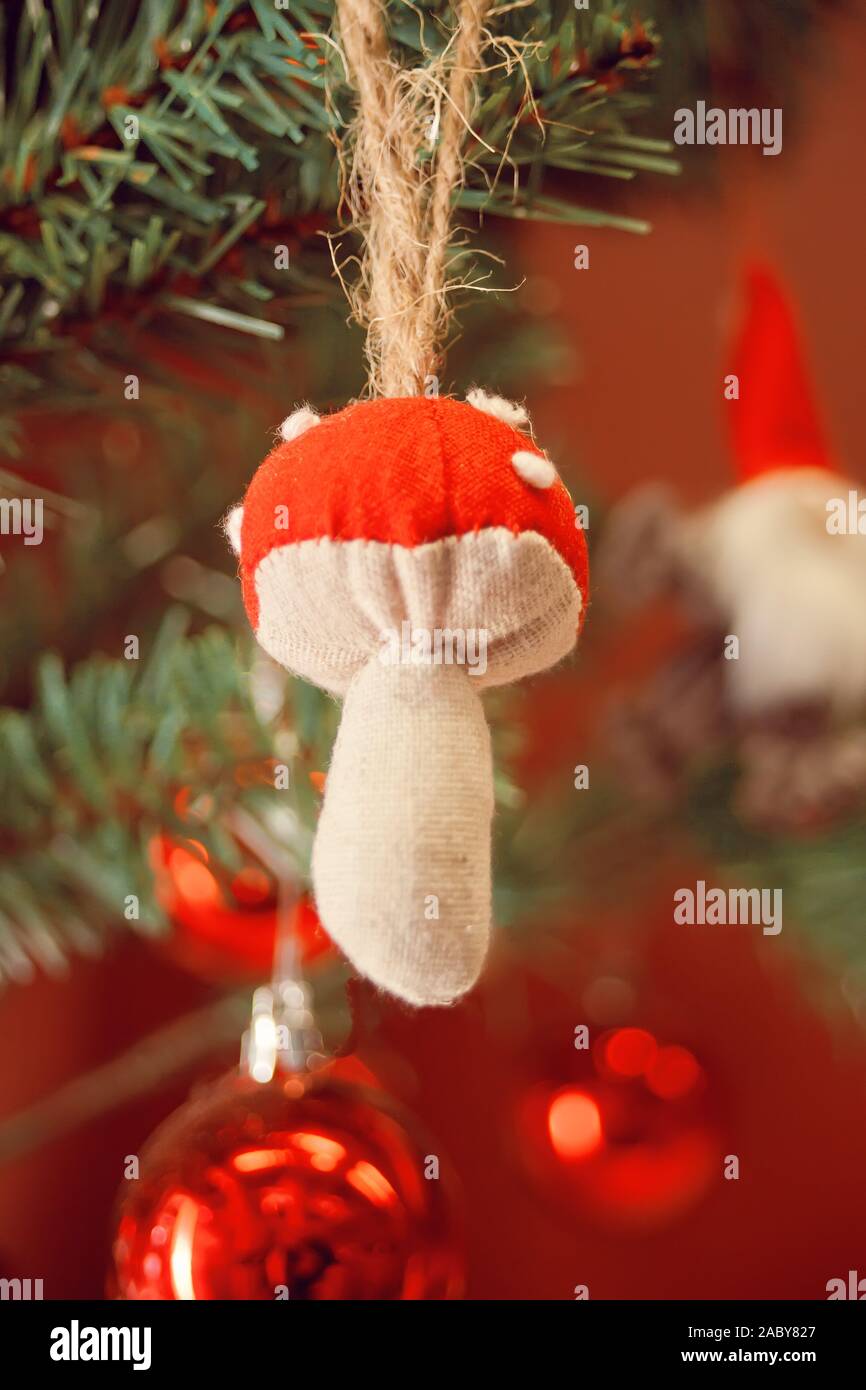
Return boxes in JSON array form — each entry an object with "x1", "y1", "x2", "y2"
[
  {"x1": 312, "y1": 659, "x2": 494, "y2": 1007},
  {"x1": 678, "y1": 468, "x2": 866, "y2": 717}
]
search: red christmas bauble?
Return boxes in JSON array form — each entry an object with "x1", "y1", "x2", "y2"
[
  {"x1": 515, "y1": 1027, "x2": 719, "y2": 1231},
  {"x1": 111, "y1": 1068, "x2": 463, "y2": 1300},
  {"x1": 149, "y1": 833, "x2": 333, "y2": 982}
]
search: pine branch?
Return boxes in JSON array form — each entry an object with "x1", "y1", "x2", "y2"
[
  {"x1": 0, "y1": 606, "x2": 579, "y2": 984},
  {"x1": 0, "y1": 609, "x2": 327, "y2": 980},
  {"x1": 0, "y1": 993, "x2": 250, "y2": 1163},
  {"x1": 0, "y1": 0, "x2": 674, "y2": 403},
  {"x1": 685, "y1": 764, "x2": 866, "y2": 995},
  {"x1": 0, "y1": 285, "x2": 568, "y2": 700},
  {"x1": 0, "y1": 956, "x2": 356, "y2": 1164},
  {"x1": 0, "y1": 0, "x2": 840, "y2": 414}
]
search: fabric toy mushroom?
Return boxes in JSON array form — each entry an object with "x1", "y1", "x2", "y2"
[{"x1": 225, "y1": 391, "x2": 588, "y2": 1006}]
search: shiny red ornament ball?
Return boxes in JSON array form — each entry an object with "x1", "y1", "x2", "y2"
[
  {"x1": 111, "y1": 1069, "x2": 463, "y2": 1301},
  {"x1": 149, "y1": 833, "x2": 333, "y2": 982}
]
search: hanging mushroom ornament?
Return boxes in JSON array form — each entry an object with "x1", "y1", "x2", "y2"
[{"x1": 225, "y1": 394, "x2": 588, "y2": 1006}]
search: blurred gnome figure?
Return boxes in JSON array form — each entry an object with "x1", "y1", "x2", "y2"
[{"x1": 599, "y1": 263, "x2": 866, "y2": 830}]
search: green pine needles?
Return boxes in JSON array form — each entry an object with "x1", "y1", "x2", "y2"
[{"x1": 0, "y1": 1, "x2": 673, "y2": 396}]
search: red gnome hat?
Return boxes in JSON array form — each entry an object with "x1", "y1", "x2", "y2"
[{"x1": 727, "y1": 263, "x2": 833, "y2": 482}]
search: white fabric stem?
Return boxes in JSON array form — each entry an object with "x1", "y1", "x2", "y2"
[{"x1": 312, "y1": 656, "x2": 494, "y2": 1006}]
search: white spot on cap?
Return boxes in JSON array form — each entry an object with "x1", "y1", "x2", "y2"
[
  {"x1": 511, "y1": 450, "x2": 557, "y2": 489},
  {"x1": 278, "y1": 406, "x2": 320, "y2": 442},
  {"x1": 466, "y1": 389, "x2": 530, "y2": 429},
  {"x1": 224, "y1": 505, "x2": 244, "y2": 556}
]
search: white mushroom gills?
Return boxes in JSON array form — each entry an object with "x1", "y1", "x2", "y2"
[{"x1": 312, "y1": 658, "x2": 494, "y2": 1007}]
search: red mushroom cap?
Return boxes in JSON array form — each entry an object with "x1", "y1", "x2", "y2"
[{"x1": 238, "y1": 395, "x2": 588, "y2": 630}]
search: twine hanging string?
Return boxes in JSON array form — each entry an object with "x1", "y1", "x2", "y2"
[{"x1": 335, "y1": 0, "x2": 489, "y2": 397}]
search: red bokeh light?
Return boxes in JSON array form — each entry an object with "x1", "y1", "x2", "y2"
[
  {"x1": 547, "y1": 1089, "x2": 604, "y2": 1160},
  {"x1": 518, "y1": 1026, "x2": 718, "y2": 1231},
  {"x1": 601, "y1": 1027, "x2": 658, "y2": 1078},
  {"x1": 646, "y1": 1045, "x2": 703, "y2": 1100},
  {"x1": 148, "y1": 833, "x2": 334, "y2": 980}
]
